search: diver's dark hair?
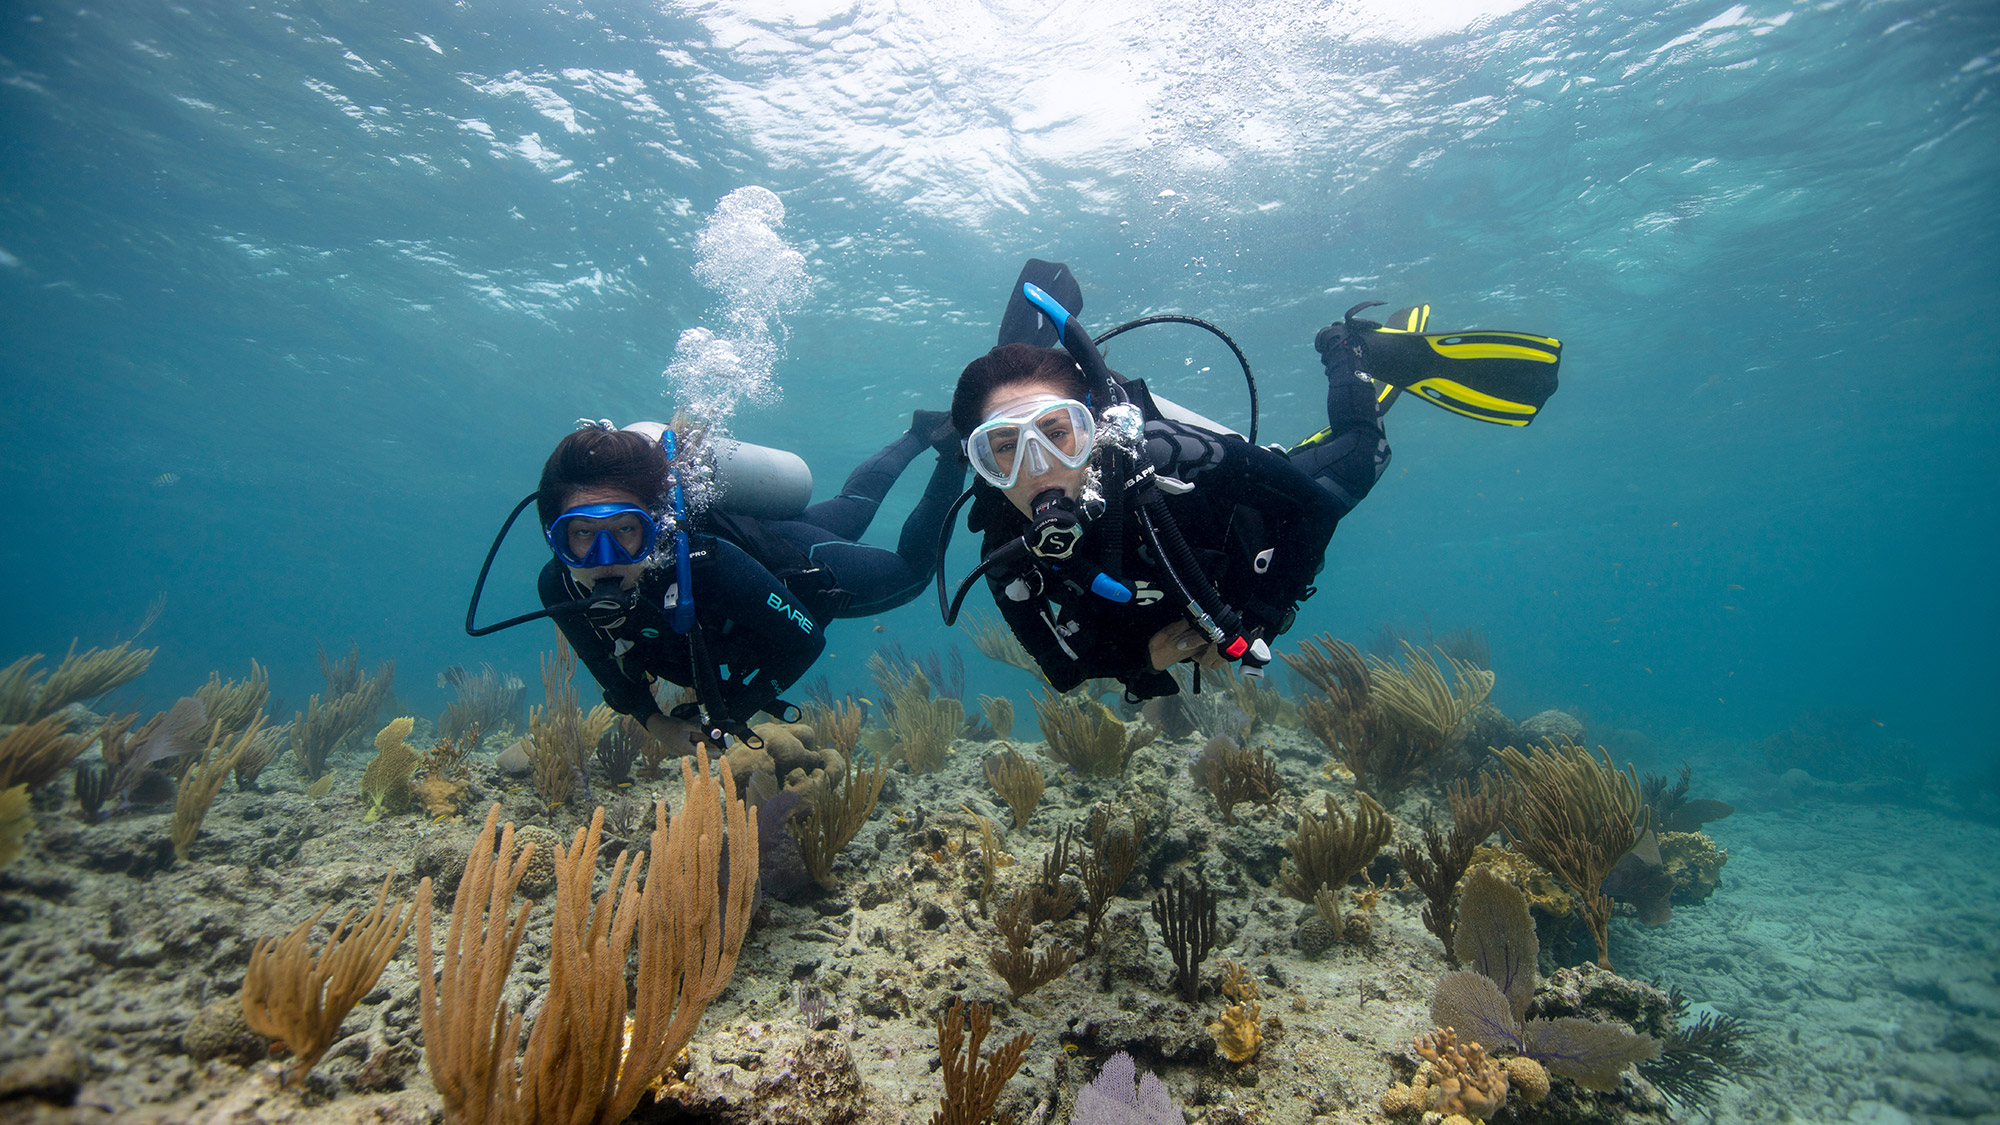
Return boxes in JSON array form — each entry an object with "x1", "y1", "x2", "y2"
[
  {"x1": 536, "y1": 427, "x2": 670, "y2": 529},
  {"x1": 949, "y1": 343, "x2": 1090, "y2": 439}
]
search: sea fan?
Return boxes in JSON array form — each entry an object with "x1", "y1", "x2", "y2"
[{"x1": 1070, "y1": 1052, "x2": 1179, "y2": 1125}]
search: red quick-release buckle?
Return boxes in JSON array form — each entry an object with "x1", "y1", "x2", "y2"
[{"x1": 1222, "y1": 635, "x2": 1250, "y2": 660}]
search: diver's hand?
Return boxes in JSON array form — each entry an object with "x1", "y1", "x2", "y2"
[
  {"x1": 645, "y1": 713, "x2": 706, "y2": 754},
  {"x1": 1148, "y1": 620, "x2": 1226, "y2": 672}
]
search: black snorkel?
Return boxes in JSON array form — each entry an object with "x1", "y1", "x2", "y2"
[{"x1": 463, "y1": 493, "x2": 632, "y2": 636}]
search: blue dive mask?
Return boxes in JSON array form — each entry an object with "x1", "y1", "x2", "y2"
[{"x1": 545, "y1": 503, "x2": 663, "y2": 568}]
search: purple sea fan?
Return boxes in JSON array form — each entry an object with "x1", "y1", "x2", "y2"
[{"x1": 1070, "y1": 1051, "x2": 1179, "y2": 1125}]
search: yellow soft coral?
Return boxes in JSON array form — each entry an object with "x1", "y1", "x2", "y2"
[
  {"x1": 1208, "y1": 960, "x2": 1263, "y2": 1063},
  {"x1": 1415, "y1": 1028, "x2": 1509, "y2": 1121}
]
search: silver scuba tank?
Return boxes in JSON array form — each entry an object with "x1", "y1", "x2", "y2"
[
  {"x1": 1146, "y1": 391, "x2": 1242, "y2": 438},
  {"x1": 620, "y1": 422, "x2": 813, "y2": 520}
]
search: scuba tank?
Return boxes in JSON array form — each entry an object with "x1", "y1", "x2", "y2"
[{"x1": 619, "y1": 422, "x2": 814, "y2": 521}]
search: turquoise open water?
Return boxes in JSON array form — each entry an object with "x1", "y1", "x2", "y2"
[{"x1": 3, "y1": 1, "x2": 1997, "y2": 1119}]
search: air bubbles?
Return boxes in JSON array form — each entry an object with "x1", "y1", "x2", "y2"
[{"x1": 663, "y1": 186, "x2": 811, "y2": 430}]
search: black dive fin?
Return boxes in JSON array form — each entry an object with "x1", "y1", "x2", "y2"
[
  {"x1": 998, "y1": 258, "x2": 1083, "y2": 347},
  {"x1": 1362, "y1": 304, "x2": 1561, "y2": 427}
]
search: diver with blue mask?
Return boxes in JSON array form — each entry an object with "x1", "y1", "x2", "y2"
[{"x1": 468, "y1": 412, "x2": 962, "y2": 751}]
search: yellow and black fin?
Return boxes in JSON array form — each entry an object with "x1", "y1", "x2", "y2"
[{"x1": 1360, "y1": 304, "x2": 1560, "y2": 426}]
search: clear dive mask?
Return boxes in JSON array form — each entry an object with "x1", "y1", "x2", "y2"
[
  {"x1": 545, "y1": 503, "x2": 663, "y2": 568},
  {"x1": 965, "y1": 397, "x2": 1096, "y2": 489}
]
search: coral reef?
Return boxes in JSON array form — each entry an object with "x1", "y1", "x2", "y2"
[
  {"x1": 1150, "y1": 870, "x2": 1218, "y2": 1005},
  {"x1": 796, "y1": 754, "x2": 888, "y2": 889},
  {"x1": 1207, "y1": 961, "x2": 1262, "y2": 1063},
  {"x1": 359, "y1": 717, "x2": 420, "y2": 821},
  {"x1": 1034, "y1": 692, "x2": 1155, "y2": 778},
  {"x1": 989, "y1": 888, "x2": 1076, "y2": 999},
  {"x1": 1194, "y1": 736, "x2": 1280, "y2": 825},
  {"x1": 0, "y1": 641, "x2": 155, "y2": 725},
  {"x1": 1278, "y1": 789, "x2": 1392, "y2": 931},
  {"x1": 984, "y1": 746, "x2": 1045, "y2": 828},
  {"x1": 1428, "y1": 867, "x2": 1661, "y2": 1094},
  {"x1": 1288, "y1": 635, "x2": 1492, "y2": 800},
  {"x1": 1493, "y1": 739, "x2": 1647, "y2": 969},
  {"x1": 0, "y1": 784, "x2": 29, "y2": 869},
  {"x1": 928, "y1": 1000, "x2": 1031, "y2": 1125},
  {"x1": 1399, "y1": 772, "x2": 1510, "y2": 962},
  {"x1": 240, "y1": 875, "x2": 414, "y2": 1085},
  {"x1": 1468, "y1": 845, "x2": 1576, "y2": 917},
  {"x1": 171, "y1": 715, "x2": 265, "y2": 861},
  {"x1": 1658, "y1": 831, "x2": 1727, "y2": 905}
]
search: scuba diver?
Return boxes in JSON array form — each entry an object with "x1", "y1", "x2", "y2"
[
  {"x1": 468, "y1": 413, "x2": 962, "y2": 750},
  {"x1": 940, "y1": 259, "x2": 1561, "y2": 700}
]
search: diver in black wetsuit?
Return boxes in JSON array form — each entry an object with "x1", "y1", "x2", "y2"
[
  {"x1": 535, "y1": 415, "x2": 962, "y2": 750},
  {"x1": 943, "y1": 257, "x2": 1560, "y2": 701},
  {"x1": 949, "y1": 340, "x2": 1380, "y2": 700}
]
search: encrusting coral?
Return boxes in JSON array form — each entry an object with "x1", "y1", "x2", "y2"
[
  {"x1": 1659, "y1": 830, "x2": 1728, "y2": 904},
  {"x1": 1208, "y1": 961, "x2": 1263, "y2": 1063},
  {"x1": 1467, "y1": 845, "x2": 1575, "y2": 917}
]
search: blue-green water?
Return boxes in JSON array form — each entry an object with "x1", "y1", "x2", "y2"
[
  {"x1": 5, "y1": 0, "x2": 1993, "y2": 757},
  {"x1": 4, "y1": 1, "x2": 1998, "y2": 1119}
]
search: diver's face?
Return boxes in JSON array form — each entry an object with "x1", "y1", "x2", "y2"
[
  {"x1": 559, "y1": 487, "x2": 651, "y2": 588},
  {"x1": 982, "y1": 381, "x2": 1092, "y2": 517}
]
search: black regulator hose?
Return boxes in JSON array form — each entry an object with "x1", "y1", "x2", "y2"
[
  {"x1": 1092, "y1": 314, "x2": 1258, "y2": 446},
  {"x1": 465, "y1": 492, "x2": 554, "y2": 636}
]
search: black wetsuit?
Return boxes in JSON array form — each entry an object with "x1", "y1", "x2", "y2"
[
  {"x1": 975, "y1": 357, "x2": 1388, "y2": 700},
  {"x1": 544, "y1": 429, "x2": 963, "y2": 726}
]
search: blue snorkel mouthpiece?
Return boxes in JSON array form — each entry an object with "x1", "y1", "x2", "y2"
[{"x1": 1021, "y1": 282, "x2": 1073, "y2": 345}]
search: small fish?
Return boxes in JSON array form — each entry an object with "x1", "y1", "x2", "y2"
[
  {"x1": 151, "y1": 472, "x2": 181, "y2": 488},
  {"x1": 1872, "y1": 719, "x2": 1885, "y2": 727},
  {"x1": 1727, "y1": 584, "x2": 1745, "y2": 590},
  {"x1": 872, "y1": 624, "x2": 885, "y2": 633}
]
